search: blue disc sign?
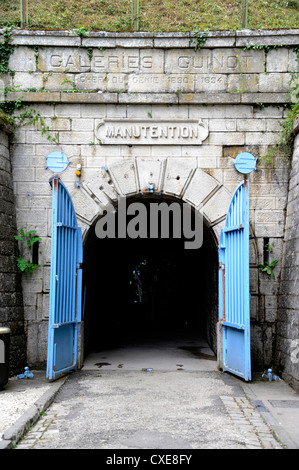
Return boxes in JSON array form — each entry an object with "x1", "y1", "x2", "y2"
[
  {"x1": 46, "y1": 151, "x2": 69, "y2": 173},
  {"x1": 234, "y1": 152, "x2": 257, "y2": 175}
]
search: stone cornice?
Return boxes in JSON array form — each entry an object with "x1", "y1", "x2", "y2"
[{"x1": 0, "y1": 29, "x2": 299, "y2": 48}]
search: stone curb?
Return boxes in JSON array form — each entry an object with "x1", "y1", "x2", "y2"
[{"x1": 0, "y1": 375, "x2": 68, "y2": 449}]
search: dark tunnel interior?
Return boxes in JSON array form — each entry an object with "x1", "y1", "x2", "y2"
[{"x1": 82, "y1": 198, "x2": 218, "y2": 356}]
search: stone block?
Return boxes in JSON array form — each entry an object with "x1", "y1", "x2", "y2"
[
  {"x1": 288, "y1": 49, "x2": 299, "y2": 72},
  {"x1": 75, "y1": 72, "x2": 107, "y2": 92},
  {"x1": 118, "y1": 92, "x2": 178, "y2": 104},
  {"x1": 70, "y1": 187, "x2": 102, "y2": 224},
  {"x1": 197, "y1": 157, "x2": 217, "y2": 168},
  {"x1": 136, "y1": 157, "x2": 166, "y2": 193},
  {"x1": 58, "y1": 131, "x2": 94, "y2": 144},
  {"x1": 245, "y1": 132, "x2": 279, "y2": 145},
  {"x1": 236, "y1": 118, "x2": 266, "y2": 132},
  {"x1": 189, "y1": 104, "x2": 226, "y2": 119},
  {"x1": 38, "y1": 47, "x2": 91, "y2": 73},
  {"x1": 253, "y1": 106, "x2": 283, "y2": 118},
  {"x1": 228, "y1": 74, "x2": 259, "y2": 93},
  {"x1": 151, "y1": 146, "x2": 182, "y2": 157},
  {"x1": 55, "y1": 104, "x2": 81, "y2": 117},
  {"x1": 202, "y1": 185, "x2": 232, "y2": 224},
  {"x1": 9, "y1": 46, "x2": 37, "y2": 72},
  {"x1": 207, "y1": 132, "x2": 245, "y2": 145},
  {"x1": 250, "y1": 197, "x2": 275, "y2": 210},
  {"x1": 80, "y1": 104, "x2": 106, "y2": 118},
  {"x1": 163, "y1": 157, "x2": 196, "y2": 197},
  {"x1": 16, "y1": 208, "x2": 48, "y2": 224},
  {"x1": 209, "y1": 119, "x2": 236, "y2": 132},
  {"x1": 182, "y1": 168, "x2": 219, "y2": 207},
  {"x1": 82, "y1": 37, "x2": 116, "y2": 48},
  {"x1": 129, "y1": 74, "x2": 195, "y2": 94},
  {"x1": 91, "y1": 48, "x2": 164, "y2": 74},
  {"x1": 259, "y1": 73, "x2": 288, "y2": 93},
  {"x1": 84, "y1": 170, "x2": 119, "y2": 206},
  {"x1": 266, "y1": 48, "x2": 289, "y2": 72},
  {"x1": 71, "y1": 118, "x2": 94, "y2": 131},
  {"x1": 241, "y1": 92, "x2": 290, "y2": 104},
  {"x1": 182, "y1": 145, "x2": 223, "y2": 157},
  {"x1": 43, "y1": 72, "x2": 76, "y2": 91},
  {"x1": 13, "y1": 72, "x2": 44, "y2": 90},
  {"x1": 194, "y1": 74, "x2": 228, "y2": 92},
  {"x1": 154, "y1": 37, "x2": 190, "y2": 48},
  {"x1": 150, "y1": 105, "x2": 188, "y2": 120},
  {"x1": 165, "y1": 48, "x2": 265, "y2": 74},
  {"x1": 108, "y1": 160, "x2": 138, "y2": 196},
  {"x1": 178, "y1": 92, "x2": 241, "y2": 105}
]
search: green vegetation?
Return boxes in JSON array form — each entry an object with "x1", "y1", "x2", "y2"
[
  {"x1": 14, "y1": 229, "x2": 42, "y2": 274},
  {"x1": 0, "y1": 0, "x2": 299, "y2": 31}
]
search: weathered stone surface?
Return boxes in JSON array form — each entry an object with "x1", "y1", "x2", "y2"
[
  {"x1": 9, "y1": 47, "x2": 37, "y2": 72},
  {"x1": 0, "y1": 130, "x2": 26, "y2": 374},
  {"x1": 202, "y1": 185, "x2": 232, "y2": 224},
  {"x1": 276, "y1": 132, "x2": 299, "y2": 391},
  {"x1": 136, "y1": 157, "x2": 166, "y2": 193},
  {"x1": 108, "y1": 160, "x2": 138, "y2": 196},
  {"x1": 2, "y1": 29, "x2": 298, "y2": 380},
  {"x1": 163, "y1": 158, "x2": 196, "y2": 197},
  {"x1": 182, "y1": 168, "x2": 219, "y2": 207}
]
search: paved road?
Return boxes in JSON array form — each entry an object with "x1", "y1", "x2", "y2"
[{"x1": 14, "y1": 335, "x2": 282, "y2": 450}]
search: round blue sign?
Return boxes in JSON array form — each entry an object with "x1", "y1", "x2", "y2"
[
  {"x1": 46, "y1": 151, "x2": 69, "y2": 173},
  {"x1": 234, "y1": 152, "x2": 257, "y2": 175}
]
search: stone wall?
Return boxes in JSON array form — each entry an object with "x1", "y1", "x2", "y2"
[
  {"x1": 0, "y1": 125, "x2": 26, "y2": 374},
  {"x1": 276, "y1": 122, "x2": 299, "y2": 392},
  {"x1": 0, "y1": 29, "x2": 298, "y2": 371}
]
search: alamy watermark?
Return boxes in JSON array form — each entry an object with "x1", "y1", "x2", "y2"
[{"x1": 95, "y1": 196, "x2": 203, "y2": 249}]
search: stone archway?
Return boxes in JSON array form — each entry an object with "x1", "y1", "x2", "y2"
[
  {"x1": 70, "y1": 158, "x2": 234, "y2": 363},
  {"x1": 70, "y1": 157, "x2": 233, "y2": 242}
]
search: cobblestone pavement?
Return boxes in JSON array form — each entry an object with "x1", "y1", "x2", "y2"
[{"x1": 14, "y1": 369, "x2": 282, "y2": 450}]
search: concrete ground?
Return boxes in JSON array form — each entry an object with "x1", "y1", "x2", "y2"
[{"x1": 1, "y1": 333, "x2": 299, "y2": 450}]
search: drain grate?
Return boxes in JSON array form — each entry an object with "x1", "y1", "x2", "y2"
[{"x1": 269, "y1": 400, "x2": 299, "y2": 408}]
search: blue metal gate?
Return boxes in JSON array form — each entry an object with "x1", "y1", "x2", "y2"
[
  {"x1": 47, "y1": 176, "x2": 83, "y2": 380},
  {"x1": 219, "y1": 179, "x2": 251, "y2": 381}
]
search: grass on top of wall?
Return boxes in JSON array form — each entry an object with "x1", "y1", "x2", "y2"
[{"x1": 0, "y1": 0, "x2": 299, "y2": 32}]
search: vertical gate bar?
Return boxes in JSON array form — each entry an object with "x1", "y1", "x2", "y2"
[
  {"x1": 57, "y1": 226, "x2": 61, "y2": 324},
  {"x1": 66, "y1": 197, "x2": 70, "y2": 322},
  {"x1": 65, "y1": 194, "x2": 70, "y2": 323},
  {"x1": 70, "y1": 229, "x2": 74, "y2": 321},
  {"x1": 66, "y1": 204, "x2": 71, "y2": 322},
  {"x1": 62, "y1": 193, "x2": 67, "y2": 323},
  {"x1": 56, "y1": 184, "x2": 62, "y2": 323},
  {"x1": 231, "y1": 233, "x2": 234, "y2": 324},
  {"x1": 69, "y1": 227, "x2": 73, "y2": 322},
  {"x1": 233, "y1": 231, "x2": 236, "y2": 324},
  {"x1": 55, "y1": 185, "x2": 60, "y2": 325},
  {"x1": 239, "y1": 230, "x2": 241, "y2": 326},
  {"x1": 70, "y1": 204, "x2": 74, "y2": 322},
  {"x1": 69, "y1": 203, "x2": 74, "y2": 322}
]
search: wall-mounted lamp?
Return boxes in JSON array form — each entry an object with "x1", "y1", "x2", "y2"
[{"x1": 76, "y1": 163, "x2": 82, "y2": 177}]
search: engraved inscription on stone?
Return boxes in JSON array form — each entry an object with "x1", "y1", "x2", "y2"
[
  {"x1": 37, "y1": 47, "x2": 266, "y2": 94},
  {"x1": 95, "y1": 119, "x2": 209, "y2": 145}
]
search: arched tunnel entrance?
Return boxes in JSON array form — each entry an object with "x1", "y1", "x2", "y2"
[{"x1": 82, "y1": 197, "x2": 219, "y2": 361}]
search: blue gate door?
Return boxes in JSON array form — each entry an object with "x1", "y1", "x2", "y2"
[
  {"x1": 219, "y1": 179, "x2": 251, "y2": 381},
  {"x1": 47, "y1": 176, "x2": 83, "y2": 381}
]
